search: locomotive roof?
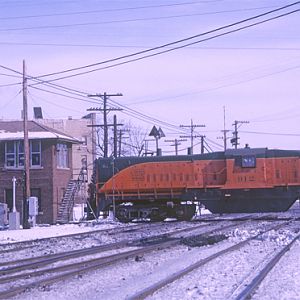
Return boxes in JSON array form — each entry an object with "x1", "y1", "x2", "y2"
[
  {"x1": 96, "y1": 148, "x2": 300, "y2": 184},
  {"x1": 97, "y1": 147, "x2": 300, "y2": 165},
  {"x1": 225, "y1": 148, "x2": 300, "y2": 158}
]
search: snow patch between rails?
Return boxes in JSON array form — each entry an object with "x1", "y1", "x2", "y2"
[{"x1": 228, "y1": 228, "x2": 300, "y2": 246}]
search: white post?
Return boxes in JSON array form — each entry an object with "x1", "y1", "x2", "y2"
[
  {"x1": 12, "y1": 176, "x2": 16, "y2": 212},
  {"x1": 9, "y1": 176, "x2": 20, "y2": 230}
]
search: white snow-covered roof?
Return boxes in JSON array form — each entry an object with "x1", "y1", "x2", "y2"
[
  {"x1": 0, "y1": 121, "x2": 80, "y2": 143},
  {"x1": 0, "y1": 131, "x2": 80, "y2": 142}
]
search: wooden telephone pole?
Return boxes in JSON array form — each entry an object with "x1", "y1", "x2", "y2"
[
  {"x1": 180, "y1": 119, "x2": 205, "y2": 154},
  {"x1": 87, "y1": 92, "x2": 123, "y2": 157},
  {"x1": 165, "y1": 138, "x2": 187, "y2": 155},
  {"x1": 23, "y1": 60, "x2": 30, "y2": 229}
]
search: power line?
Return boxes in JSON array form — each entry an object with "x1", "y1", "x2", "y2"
[
  {"x1": 0, "y1": 88, "x2": 22, "y2": 110},
  {"x1": 32, "y1": 2, "x2": 300, "y2": 81},
  {"x1": 2, "y1": 42, "x2": 300, "y2": 52},
  {"x1": 0, "y1": 72, "x2": 22, "y2": 78},
  {"x1": 0, "y1": 1, "x2": 226, "y2": 21},
  {"x1": 240, "y1": 130, "x2": 300, "y2": 137},
  {"x1": 28, "y1": 83, "x2": 190, "y2": 137},
  {"x1": 127, "y1": 64, "x2": 300, "y2": 106},
  {"x1": 39, "y1": 9, "x2": 300, "y2": 84},
  {"x1": 0, "y1": 82, "x2": 21, "y2": 88},
  {"x1": 0, "y1": 6, "x2": 278, "y2": 33}
]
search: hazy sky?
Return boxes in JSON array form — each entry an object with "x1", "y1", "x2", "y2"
[{"x1": 0, "y1": 0, "x2": 299, "y2": 153}]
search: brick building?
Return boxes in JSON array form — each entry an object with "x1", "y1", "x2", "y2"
[
  {"x1": 0, "y1": 120, "x2": 79, "y2": 224},
  {"x1": 36, "y1": 113, "x2": 96, "y2": 184}
]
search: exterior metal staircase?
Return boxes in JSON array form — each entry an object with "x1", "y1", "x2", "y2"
[{"x1": 56, "y1": 168, "x2": 86, "y2": 224}]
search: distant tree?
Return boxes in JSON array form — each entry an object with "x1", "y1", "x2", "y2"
[
  {"x1": 119, "y1": 121, "x2": 147, "y2": 157},
  {"x1": 91, "y1": 116, "x2": 148, "y2": 158}
]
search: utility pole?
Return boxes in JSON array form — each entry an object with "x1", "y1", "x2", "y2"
[
  {"x1": 219, "y1": 106, "x2": 230, "y2": 151},
  {"x1": 165, "y1": 138, "x2": 187, "y2": 155},
  {"x1": 87, "y1": 93, "x2": 123, "y2": 157},
  {"x1": 113, "y1": 115, "x2": 117, "y2": 158},
  {"x1": 231, "y1": 120, "x2": 249, "y2": 149},
  {"x1": 200, "y1": 135, "x2": 206, "y2": 154},
  {"x1": 180, "y1": 119, "x2": 205, "y2": 154},
  {"x1": 91, "y1": 113, "x2": 96, "y2": 162},
  {"x1": 117, "y1": 129, "x2": 129, "y2": 157},
  {"x1": 144, "y1": 139, "x2": 155, "y2": 156},
  {"x1": 22, "y1": 60, "x2": 30, "y2": 229}
]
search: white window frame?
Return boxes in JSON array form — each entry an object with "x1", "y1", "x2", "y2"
[
  {"x1": 30, "y1": 140, "x2": 41, "y2": 167},
  {"x1": 5, "y1": 140, "x2": 42, "y2": 168},
  {"x1": 56, "y1": 143, "x2": 69, "y2": 169}
]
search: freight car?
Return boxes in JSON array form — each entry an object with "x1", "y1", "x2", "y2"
[{"x1": 95, "y1": 147, "x2": 300, "y2": 222}]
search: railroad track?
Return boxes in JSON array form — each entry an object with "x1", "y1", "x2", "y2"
[
  {"x1": 126, "y1": 220, "x2": 298, "y2": 300},
  {"x1": 231, "y1": 231, "x2": 300, "y2": 300},
  {"x1": 0, "y1": 221, "x2": 182, "y2": 255},
  {"x1": 0, "y1": 217, "x2": 259, "y2": 299},
  {"x1": 0, "y1": 213, "x2": 256, "y2": 257}
]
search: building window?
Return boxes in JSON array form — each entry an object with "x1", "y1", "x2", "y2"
[
  {"x1": 31, "y1": 140, "x2": 41, "y2": 166},
  {"x1": 5, "y1": 140, "x2": 41, "y2": 168},
  {"x1": 5, "y1": 141, "x2": 15, "y2": 167},
  {"x1": 56, "y1": 143, "x2": 69, "y2": 168},
  {"x1": 18, "y1": 141, "x2": 24, "y2": 167}
]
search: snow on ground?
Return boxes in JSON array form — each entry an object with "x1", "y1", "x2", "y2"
[
  {"x1": 0, "y1": 218, "x2": 127, "y2": 244},
  {"x1": 11, "y1": 222, "x2": 300, "y2": 300},
  {"x1": 1, "y1": 210, "x2": 300, "y2": 300}
]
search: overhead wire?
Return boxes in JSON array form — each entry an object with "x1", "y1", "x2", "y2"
[
  {"x1": 0, "y1": 66, "x2": 191, "y2": 135},
  {"x1": 27, "y1": 88, "x2": 86, "y2": 115},
  {"x1": 240, "y1": 130, "x2": 300, "y2": 137},
  {"x1": 28, "y1": 83, "x2": 189, "y2": 136},
  {"x1": 31, "y1": 2, "x2": 300, "y2": 81},
  {"x1": 30, "y1": 9, "x2": 300, "y2": 84},
  {"x1": 0, "y1": 41, "x2": 299, "y2": 51},
  {"x1": 1, "y1": 3, "x2": 299, "y2": 145},
  {"x1": 128, "y1": 64, "x2": 300, "y2": 106},
  {"x1": 0, "y1": 88, "x2": 22, "y2": 110},
  {"x1": 0, "y1": 82, "x2": 21, "y2": 88},
  {"x1": 0, "y1": 1, "x2": 230, "y2": 21},
  {"x1": 0, "y1": 6, "x2": 278, "y2": 33}
]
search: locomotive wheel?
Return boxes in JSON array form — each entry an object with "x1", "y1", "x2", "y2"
[
  {"x1": 115, "y1": 207, "x2": 134, "y2": 223},
  {"x1": 175, "y1": 204, "x2": 196, "y2": 221},
  {"x1": 150, "y1": 208, "x2": 166, "y2": 222}
]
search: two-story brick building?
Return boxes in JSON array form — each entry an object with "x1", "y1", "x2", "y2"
[{"x1": 0, "y1": 120, "x2": 79, "y2": 224}]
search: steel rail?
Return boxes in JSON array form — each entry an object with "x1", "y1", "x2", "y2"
[
  {"x1": 0, "y1": 221, "x2": 227, "y2": 273},
  {"x1": 234, "y1": 232, "x2": 300, "y2": 300},
  {"x1": 0, "y1": 223, "x2": 146, "y2": 250},
  {"x1": 127, "y1": 221, "x2": 290, "y2": 300},
  {"x1": 0, "y1": 239, "x2": 179, "y2": 300},
  {"x1": 0, "y1": 245, "x2": 35, "y2": 255},
  {"x1": 0, "y1": 213, "x2": 265, "y2": 252},
  {"x1": 0, "y1": 219, "x2": 248, "y2": 298}
]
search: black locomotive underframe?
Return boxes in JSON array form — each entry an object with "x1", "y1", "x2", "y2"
[{"x1": 97, "y1": 185, "x2": 300, "y2": 221}]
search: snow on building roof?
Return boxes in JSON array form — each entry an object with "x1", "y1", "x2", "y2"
[{"x1": 0, "y1": 120, "x2": 80, "y2": 143}]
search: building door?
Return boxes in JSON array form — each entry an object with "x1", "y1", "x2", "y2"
[{"x1": 4, "y1": 189, "x2": 13, "y2": 212}]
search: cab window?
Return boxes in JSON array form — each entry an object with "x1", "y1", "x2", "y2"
[{"x1": 241, "y1": 155, "x2": 256, "y2": 168}]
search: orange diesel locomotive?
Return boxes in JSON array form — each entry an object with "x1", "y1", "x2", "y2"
[{"x1": 95, "y1": 148, "x2": 300, "y2": 222}]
